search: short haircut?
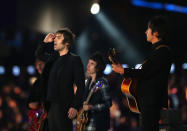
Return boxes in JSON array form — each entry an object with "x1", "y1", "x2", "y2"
[
  {"x1": 56, "y1": 28, "x2": 75, "y2": 48},
  {"x1": 148, "y1": 16, "x2": 168, "y2": 40},
  {"x1": 89, "y1": 52, "x2": 106, "y2": 77}
]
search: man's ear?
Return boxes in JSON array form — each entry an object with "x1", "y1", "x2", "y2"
[
  {"x1": 65, "y1": 43, "x2": 69, "y2": 47},
  {"x1": 153, "y1": 31, "x2": 159, "y2": 37}
]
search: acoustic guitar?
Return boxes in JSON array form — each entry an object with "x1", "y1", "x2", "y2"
[
  {"x1": 76, "y1": 81, "x2": 103, "y2": 131},
  {"x1": 108, "y1": 48, "x2": 140, "y2": 114}
]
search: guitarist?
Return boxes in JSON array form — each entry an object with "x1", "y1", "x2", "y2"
[
  {"x1": 112, "y1": 16, "x2": 172, "y2": 131},
  {"x1": 82, "y1": 52, "x2": 112, "y2": 131}
]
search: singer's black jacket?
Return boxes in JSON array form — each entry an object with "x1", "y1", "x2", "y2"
[{"x1": 38, "y1": 43, "x2": 85, "y2": 111}]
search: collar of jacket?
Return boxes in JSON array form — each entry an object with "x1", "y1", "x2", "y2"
[
  {"x1": 151, "y1": 40, "x2": 164, "y2": 50},
  {"x1": 58, "y1": 51, "x2": 71, "y2": 57}
]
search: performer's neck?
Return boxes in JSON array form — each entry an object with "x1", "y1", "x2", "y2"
[
  {"x1": 59, "y1": 48, "x2": 69, "y2": 56},
  {"x1": 90, "y1": 73, "x2": 96, "y2": 83},
  {"x1": 151, "y1": 38, "x2": 161, "y2": 44}
]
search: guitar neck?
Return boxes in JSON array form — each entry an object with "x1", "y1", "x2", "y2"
[
  {"x1": 80, "y1": 88, "x2": 94, "y2": 114},
  {"x1": 85, "y1": 89, "x2": 94, "y2": 104},
  {"x1": 84, "y1": 81, "x2": 102, "y2": 105},
  {"x1": 109, "y1": 56, "x2": 119, "y2": 65}
]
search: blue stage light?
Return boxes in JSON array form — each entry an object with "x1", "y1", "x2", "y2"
[
  {"x1": 27, "y1": 65, "x2": 35, "y2": 75},
  {"x1": 12, "y1": 66, "x2": 20, "y2": 76},
  {"x1": 132, "y1": 0, "x2": 187, "y2": 14},
  {"x1": 0, "y1": 66, "x2": 5, "y2": 75},
  {"x1": 104, "y1": 64, "x2": 112, "y2": 75}
]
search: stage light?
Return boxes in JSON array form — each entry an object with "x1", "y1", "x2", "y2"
[
  {"x1": 122, "y1": 64, "x2": 129, "y2": 68},
  {"x1": 132, "y1": 0, "x2": 187, "y2": 14},
  {"x1": 0, "y1": 66, "x2": 5, "y2": 75},
  {"x1": 12, "y1": 66, "x2": 20, "y2": 76},
  {"x1": 29, "y1": 76, "x2": 37, "y2": 85},
  {"x1": 182, "y1": 63, "x2": 187, "y2": 69},
  {"x1": 104, "y1": 64, "x2": 112, "y2": 75},
  {"x1": 135, "y1": 64, "x2": 142, "y2": 69},
  {"x1": 27, "y1": 65, "x2": 35, "y2": 75},
  {"x1": 90, "y1": 3, "x2": 100, "y2": 15},
  {"x1": 34, "y1": 5, "x2": 66, "y2": 33},
  {"x1": 76, "y1": 30, "x2": 90, "y2": 66},
  {"x1": 96, "y1": 12, "x2": 143, "y2": 64},
  {"x1": 170, "y1": 63, "x2": 175, "y2": 73}
]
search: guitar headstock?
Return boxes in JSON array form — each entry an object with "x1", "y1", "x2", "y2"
[
  {"x1": 93, "y1": 81, "x2": 103, "y2": 92},
  {"x1": 108, "y1": 48, "x2": 118, "y2": 64}
]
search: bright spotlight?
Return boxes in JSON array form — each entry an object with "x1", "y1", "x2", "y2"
[
  {"x1": 170, "y1": 63, "x2": 175, "y2": 73},
  {"x1": 12, "y1": 66, "x2": 20, "y2": 76},
  {"x1": 27, "y1": 65, "x2": 35, "y2": 75},
  {"x1": 122, "y1": 64, "x2": 129, "y2": 68},
  {"x1": 90, "y1": 3, "x2": 100, "y2": 15},
  {"x1": 135, "y1": 64, "x2": 142, "y2": 69},
  {"x1": 104, "y1": 64, "x2": 112, "y2": 75},
  {"x1": 0, "y1": 66, "x2": 5, "y2": 75},
  {"x1": 182, "y1": 63, "x2": 187, "y2": 69}
]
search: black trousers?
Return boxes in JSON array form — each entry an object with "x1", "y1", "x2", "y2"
[
  {"x1": 139, "y1": 107, "x2": 160, "y2": 131},
  {"x1": 48, "y1": 103, "x2": 73, "y2": 131}
]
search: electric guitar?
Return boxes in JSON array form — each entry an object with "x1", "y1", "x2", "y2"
[
  {"x1": 76, "y1": 81, "x2": 103, "y2": 131},
  {"x1": 28, "y1": 105, "x2": 47, "y2": 131},
  {"x1": 108, "y1": 48, "x2": 140, "y2": 114}
]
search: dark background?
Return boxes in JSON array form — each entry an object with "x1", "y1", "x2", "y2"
[
  {"x1": 0, "y1": 1, "x2": 187, "y2": 130},
  {"x1": 0, "y1": 0, "x2": 186, "y2": 68}
]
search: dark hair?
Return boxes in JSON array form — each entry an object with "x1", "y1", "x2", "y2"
[
  {"x1": 89, "y1": 52, "x2": 106, "y2": 77},
  {"x1": 56, "y1": 28, "x2": 75, "y2": 49},
  {"x1": 148, "y1": 16, "x2": 167, "y2": 40}
]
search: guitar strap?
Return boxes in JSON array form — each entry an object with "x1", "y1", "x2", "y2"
[{"x1": 155, "y1": 44, "x2": 169, "y2": 50}]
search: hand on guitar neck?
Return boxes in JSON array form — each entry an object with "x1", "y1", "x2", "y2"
[
  {"x1": 112, "y1": 64, "x2": 124, "y2": 75},
  {"x1": 83, "y1": 101, "x2": 93, "y2": 111},
  {"x1": 108, "y1": 48, "x2": 124, "y2": 75}
]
